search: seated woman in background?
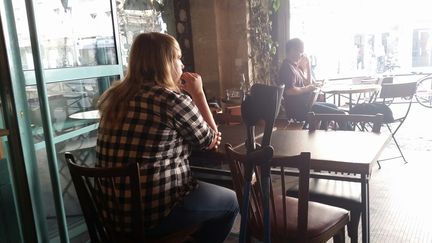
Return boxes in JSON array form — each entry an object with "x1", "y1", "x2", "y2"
[
  {"x1": 278, "y1": 38, "x2": 348, "y2": 128},
  {"x1": 96, "y1": 32, "x2": 238, "y2": 242}
]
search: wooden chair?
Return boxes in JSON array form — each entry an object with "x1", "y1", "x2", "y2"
[
  {"x1": 226, "y1": 145, "x2": 349, "y2": 242},
  {"x1": 238, "y1": 83, "x2": 284, "y2": 242},
  {"x1": 286, "y1": 112, "x2": 384, "y2": 243},
  {"x1": 65, "y1": 153, "x2": 198, "y2": 243},
  {"x1": 235, "y1": 84, "x2": 348, "y2": 242}
]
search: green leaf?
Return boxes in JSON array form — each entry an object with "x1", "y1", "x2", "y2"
[{"x1": 273, "y1": 0, "x2": 280, "y2": 12}]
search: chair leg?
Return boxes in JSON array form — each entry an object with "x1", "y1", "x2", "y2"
[
  {"x1": 332, "y1": 227, "x2": 346, "y2": 243},
  {"x1": 347, "y1": 210, "x2": 361, "y2": 243},
  {"x1": 377, "y1": 134, "x2": 408, "y2": 169},
  {"x1": 391, "y1": 135, "x2": 408, "y2": 164}
]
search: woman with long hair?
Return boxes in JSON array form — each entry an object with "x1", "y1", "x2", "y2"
[{"x1": 96, "y1": 32, "x2": 238, "y2": 242}]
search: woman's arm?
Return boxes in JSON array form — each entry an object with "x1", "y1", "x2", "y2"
[
  {"x1": 180, "y1": 72, "x2": 221, "y2": 149},
  {"x1": 180, "y1": 72, "x2": 218, "y2": 132}
]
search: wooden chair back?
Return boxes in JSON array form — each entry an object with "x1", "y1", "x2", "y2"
[
  {"x1": 226, "y1": 144, "x2": 312, "y2": 242},
  {"x1": 66, "y1": 152, "x2": 142, "y2": 243},
  {"x1": 307, "y1": 112, "x2": 384, "y2": 133},
  {"x1": 237, "y1": 84, "x2": 284, "y2": 242},
  {"x1": 66, "y1": 153, "x2": 197, "y2": 243},
  {"x1": 242, "y1": 84, "x2": 284, "y2": 149}
]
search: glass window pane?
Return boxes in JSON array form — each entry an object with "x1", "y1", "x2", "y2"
[
  {"x1": 291, "y1": 0, "x2": 432, "y2": 78},
  {"x1": 116, "y1": 0, "x2": 169, "y2": 69},
  {"x1": 26, "y1": 76, "x2": 121, "y2": 140},
  {"x1": 13, "y1": 0, "x2": 117, "y2": 70},
  {"x1": 37, "y1": 131, "x2": 96, "y2": 238}
]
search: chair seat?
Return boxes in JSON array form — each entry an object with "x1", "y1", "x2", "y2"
[
  {"x1": 286, "y1": 178, "x2": 362, "y2": 209},
  {"x1": 268, "y1": 195, "x2": 349, "y2": 242}
]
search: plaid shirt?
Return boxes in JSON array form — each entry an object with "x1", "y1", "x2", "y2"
[{"x1": 96, "y1": 84, "x2": 215, "y2": 231}]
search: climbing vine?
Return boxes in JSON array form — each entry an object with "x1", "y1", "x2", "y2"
[{"x1": 248, "y1": 0, "x2": 280, "y2": 85}]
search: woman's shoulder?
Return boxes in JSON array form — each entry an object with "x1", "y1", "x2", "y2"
[{"x1": 138, "y1": 85, "x2": 191, "y2": 103}]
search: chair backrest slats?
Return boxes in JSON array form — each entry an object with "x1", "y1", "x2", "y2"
[
  {"x1": 379, "y1": 81, "x2": 417, "y2": 99},
  {"x1": 226, "y1": 145, "x2": 312, "y2": 242},
  {"x1": 66, "y1": 152, "x2": 142, "y2": 242},
  {"x1": 239, "y1": 84, "x2": 284, "y2": 243},
  {"x1": 307, "y1": 112, "x2": 384, "y2": 133},
  {"x1": 242, "y1": 84, "x2": 284, "y2": 149}
]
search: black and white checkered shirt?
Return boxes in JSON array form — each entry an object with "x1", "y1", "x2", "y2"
[{"x1": 96, "y1": 84, "x2": 215, "y2": 231}]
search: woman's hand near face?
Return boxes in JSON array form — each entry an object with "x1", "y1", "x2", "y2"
[{"x1": 180, "y1": 72, "x2": 204, "y2": 98}]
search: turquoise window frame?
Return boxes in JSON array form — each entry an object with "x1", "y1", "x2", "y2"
[{"x1": 0, "y1": 0, "x2": 124, "y2": 242}]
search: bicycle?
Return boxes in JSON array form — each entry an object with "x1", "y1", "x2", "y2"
[{"x1": 415, "y1": 73, "x2": 432, "y2": 108}]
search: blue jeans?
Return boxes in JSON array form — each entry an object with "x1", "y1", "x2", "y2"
[
  {"x1": 311, "y1": 102, "x2": 345, "y2": 114},
  {"x1": 146, "y1": 181, "x2": 239, "y2": 243}
]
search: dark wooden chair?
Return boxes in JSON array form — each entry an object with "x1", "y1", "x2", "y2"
[
  {"x1": 238, "y1": 83, "x2": 284, "y2": 242},
  {"x1": 65, "y1": 153, "x2": 198, "y2": 243},
  {"x1": 233, "y1": 83, "x2": 348, "y2": 242},
  {"x1": 226, "y1": 145, "x2": 349, "y2": 242},
  {"x1": 286, "y1": 112, "x2": 384, "y2": 243}
]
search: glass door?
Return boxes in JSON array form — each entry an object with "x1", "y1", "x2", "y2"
[{"x1": 0, "y1": 0, "x2": 123, "y2": 241}]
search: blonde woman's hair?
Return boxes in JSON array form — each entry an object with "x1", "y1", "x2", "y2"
[{"x1": 98, "y1": 32, "x2": 181, "y2": 128}]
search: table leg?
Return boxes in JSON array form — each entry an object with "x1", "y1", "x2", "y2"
[
  {"x1": 361, "y1": 174, "x2": 370, "y2": 243},
  {"x1": 349, "y1": 93, "x2": 353, "y2": 110}
]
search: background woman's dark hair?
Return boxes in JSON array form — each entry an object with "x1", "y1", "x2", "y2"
[{"x1": 285, "y1": 38, "x2": 304, "y2": 53}]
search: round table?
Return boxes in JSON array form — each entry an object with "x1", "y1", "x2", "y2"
[{"x1": 69, "y1": 110, "x2": 100, "y2": 120}]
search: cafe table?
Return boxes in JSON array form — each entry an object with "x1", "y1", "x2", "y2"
[
  {"x1": 69, "y1": 110, "x2": 100, "y2": 120},
  {"x1": 321, "y1": 83, "x2": 381, "y2": 110},
  {"x1": 262, "y1": 129, "x2": 391, "y2": 243}
]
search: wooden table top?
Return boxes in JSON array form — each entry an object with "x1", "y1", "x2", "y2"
[{"x1": 267, "y1": 129, "x2": 391, "y2": 175}]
